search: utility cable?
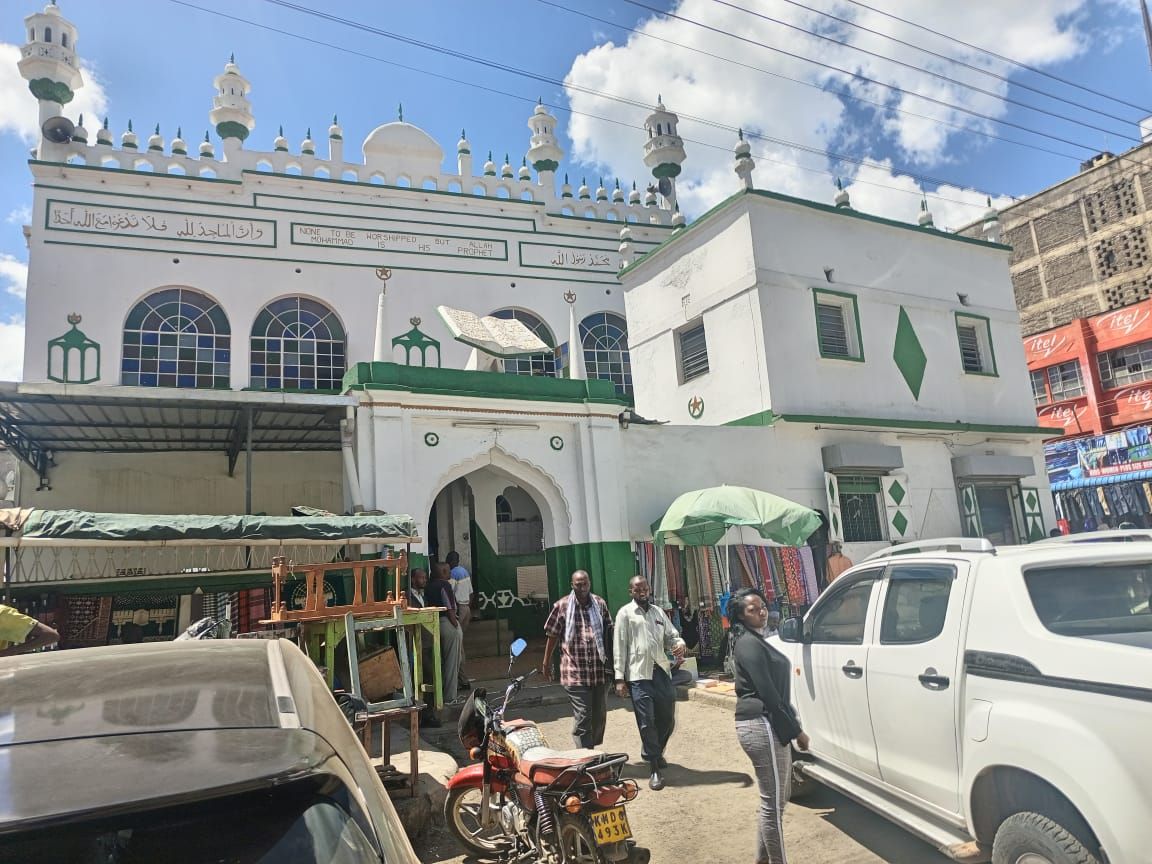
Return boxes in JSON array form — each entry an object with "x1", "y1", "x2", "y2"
[
  {"x1": 711, "y1": 0, "x2": 1140, "y2": 136},
  {"x1": 838, "y1": 0, "x2": 1152, "y2": 115},
  {"x1": 538, "y1": 0, "x2": 1083, "y2": 163},
  {"x1": 768, "y1": 0, "x2": 1142, "y2": 128},
  {"x1": 622, "y1": 0, "x2": 1138, "y2": 152},
  {"x1": 167, "y1": 0, "x2": 1010, "y2": 211},
  {"x1": 255, "y1": 0, "x2": 1008, "y2": 189}
]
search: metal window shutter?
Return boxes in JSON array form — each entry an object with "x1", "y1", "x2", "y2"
[
  {"x1": 817, "y1": 303, "x2": 849, "y2": 356},
  {"x1": 680, "y1": 325, "x2": 709, "y2": 381},
  {"x1": 958, "y1": 325, "x2": 983, "y2": 372}
]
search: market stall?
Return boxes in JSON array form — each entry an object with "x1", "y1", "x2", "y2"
[{"x1": 640, "y1": 486, "x2": 822, "y2": 666}]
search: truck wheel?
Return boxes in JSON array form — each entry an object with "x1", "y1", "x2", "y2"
[
  {"x1": 788, "y1": 760, "x2": 816, "y2": 802},
  {"x1": 992, "y1": 812, "x2": 1100, "y2": 864}
]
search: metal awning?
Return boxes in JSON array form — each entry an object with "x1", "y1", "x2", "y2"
[{"x1": 0, "y1": 382, "x2": 355, "y2": 488}]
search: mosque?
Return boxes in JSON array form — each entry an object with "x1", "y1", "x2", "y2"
[{"x1": 3, "y1": 2, "x2": 1056, "y2": 634}]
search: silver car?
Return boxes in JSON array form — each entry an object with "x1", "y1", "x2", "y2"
[{"x1": 0, "y1": 639, "x2": 420, "y2": 863}]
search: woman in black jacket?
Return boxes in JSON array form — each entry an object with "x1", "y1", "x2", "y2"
[{"x1": 728, "y1": 588, "x2": 810, "y2": 864}]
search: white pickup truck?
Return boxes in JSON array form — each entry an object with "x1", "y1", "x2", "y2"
[{"x1": 773, "y1": 536, "x2": 1152, "y2": 864}]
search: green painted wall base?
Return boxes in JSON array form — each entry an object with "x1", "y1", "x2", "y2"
[{"x1": 545, "y1": 541, "x2": 637, "y2": 612}]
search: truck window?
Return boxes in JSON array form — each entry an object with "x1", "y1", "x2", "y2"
[
  {"x1": 1024, "y1": 562, "x2": 1152, "y2": 641},
  {"x1": 880, "y1": 565, "x2": 954, "y2": 644},
  {"x1": 810, "y1": 579, "x2": 876, "y2": 644}
]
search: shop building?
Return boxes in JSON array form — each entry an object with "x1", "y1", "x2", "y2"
[{"x1": 1023, "y1": 295, "x2": 1152, "y2": 529}]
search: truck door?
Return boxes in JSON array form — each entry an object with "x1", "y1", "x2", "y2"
[
  {"x1": 795, "y1": 572, "x2": 883, "y2": 779},
  {"x1": 865, "y1": 562, "x2": 966, "y2": 814}
]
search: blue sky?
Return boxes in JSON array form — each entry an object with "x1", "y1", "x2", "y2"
[{"x1": 1, "y1": 0, "x2": 1150, "y2": 378}]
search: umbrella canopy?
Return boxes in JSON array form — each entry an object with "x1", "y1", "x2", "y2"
[{"x1": 651, "y1": 485, "x2": 821, "y2": 548}]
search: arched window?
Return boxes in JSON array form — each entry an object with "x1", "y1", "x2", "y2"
[
  {"x1": 61, "y1": 32, "x2": 68, "y2": 48},
  {"x1": 490, "y1": 308, "x2": 557, "y2": 377},
  {"x1": 496, "y1": 495, "x2": 512, "y2": 523},
  {"x1": 580, "y1": 312, "x2": 632, "y2": 395},
  {"x1": 121, "y1": 287, "x2": 230, "y2": 389},
  {"x1": 44, "y1": 27, "x2": 52, "y2": 43},
  {"x1": 250, "y1": 296, "x2": 346, "y2": 390}
]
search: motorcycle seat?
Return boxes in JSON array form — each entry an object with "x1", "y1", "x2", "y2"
[{"x1": 517, "y1": 746, "x2": 621, "y2": 785}]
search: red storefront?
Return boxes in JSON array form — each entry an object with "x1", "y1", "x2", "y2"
[{"x1": 1026, "y1": 297, "x2": 1152, "y2": 528}]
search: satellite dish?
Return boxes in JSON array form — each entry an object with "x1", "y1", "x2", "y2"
[
  {"x1": 41, "y1": 116, "x2": 75, "y2": 144},
  {"x1": 657, "y1": 176, "x2": 672, "y2": 197}
]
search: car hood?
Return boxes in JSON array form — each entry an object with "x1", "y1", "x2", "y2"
[{"x1": 0, "y1": 728, "x2": 334, "y2": 832}]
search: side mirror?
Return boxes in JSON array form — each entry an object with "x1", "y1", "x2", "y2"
[
  {"x1": 778, "y1": 617, "x2": 804, "y2": 643},
  {"x1": 510, "y1": 637, "x2": 527, "y2": 658}
]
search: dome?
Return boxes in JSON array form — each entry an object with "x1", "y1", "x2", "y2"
[{"x1": 362, "y1": 121, "x2": 444, "y2": 176}]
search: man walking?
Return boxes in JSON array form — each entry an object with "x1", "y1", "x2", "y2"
[
  {"x1": 447, "y1": 551, "x2": 473, "y2": 690},
  {"x1": 426, "y1": 563, "x2": 464, "y2": 705},
  {"x1": 541, "y1": 570, "x2": 613, "y2": 749},
  {"x1": 614, "y1": 576, "x2": 685, "y2": 791},
  {"x1": 0, "y1": 603, "x2": 59, "y2": 657}
]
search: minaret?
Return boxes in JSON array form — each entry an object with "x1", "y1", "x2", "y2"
[
  {"x1": 372, "y1": 268, "x2": 392, "y2": 363},
  {"x1": 328, "y1": 114, "x2": 343, "y2": 163},
  {"x1": 734, "y1": 129, "x2": 755, "y2": 191},
  {"x1": 209, "y1": 54, "x2": 255, "y2": 159},
  {"x1": 18, "y1": 2, "x2": 84, "y2": 157},
  {"x1": 834, "y1": 177, "x2": 851, "y2": 209},
  {"x1": 981, "y1": 196, "x2": 1002, "y2": 244},
  {"x1": 643, "y1": 96, "x2": 687, "y2": 211},
  {"x1": 918, "y1": 197, "x2": 935, "y2": 230},
  {"x1": 565, "y1": 291, "x2": 587, "y2": 381},
  {"x1": 526, "y1": 99, "x2": 563, "y2": 194},
  {"x1": 457, "y1": 129, "x2": 472, "y2": 178}
]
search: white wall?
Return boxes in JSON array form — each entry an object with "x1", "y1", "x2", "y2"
[
  {"x1": 619, "y1": 422, "x2": 1055, "y2": 560},
  {"x1": 622, "y1": 193, "x2": 1037, "y2": 429},
  {"x1": 23, "y1": 167, "x2": 666, "y2": 385},
  {"x1": 19, "y1": 450, "x2": 343, "y2": 515}
]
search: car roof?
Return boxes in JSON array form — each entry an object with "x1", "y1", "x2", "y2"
[
  {"x1": 0, "y1": 728, "x2": 334, "y2": 833},
  {"x1": 0, "y1": 640, "x2": 280, "y2": 746},
  {"x1": 850, "y1": 538, "x2": 1152, "y2": 573}
]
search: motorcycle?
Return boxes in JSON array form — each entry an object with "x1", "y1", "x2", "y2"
[{"x1": 443, "y1": 638, "x2": 650, "y2": 864}]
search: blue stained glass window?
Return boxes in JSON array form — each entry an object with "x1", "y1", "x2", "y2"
[
  {"x1": 249, "y1": 296, "x2": 345, "y2": 390},
  {"x1": 490, "y1": 308, "x2": 557, "y2": 377},
  {"x1": 122, "y1": 288, "x2": 231, "y2": 389},
  {"x1": 580, "y1": 312, "x2": 632, "y2": 395}
]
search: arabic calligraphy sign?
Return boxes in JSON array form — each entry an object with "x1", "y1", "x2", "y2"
[
  {"x1": 291, "y1": 223, "x2": 506, "y2": 260},
  {"x1": 519, "y1": 242, "x2": 620, "y2": 273},
  {"x1": 46, "y1": 200, "x2": 276, "y2": 247}
]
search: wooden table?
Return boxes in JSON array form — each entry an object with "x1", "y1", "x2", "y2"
[{"x1": 360, "y1": 705, "x2": 423, "y2": 797}]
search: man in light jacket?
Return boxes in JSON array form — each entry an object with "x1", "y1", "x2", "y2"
[{"x1": 613, "y1": 576, "x2": 685, "y2": 791}]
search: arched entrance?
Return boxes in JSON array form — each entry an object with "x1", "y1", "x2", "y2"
[{"x1": 423, "y1": 447, "x2": 569, "y2": 659}]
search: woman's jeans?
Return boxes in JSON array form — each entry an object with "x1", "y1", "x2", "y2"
[{"x1": 735, "y1": 717, "x2": 792, "y2": 864}]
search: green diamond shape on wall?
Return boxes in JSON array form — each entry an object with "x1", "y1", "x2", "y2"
[
  {"x1": 1025, "y1": 490, "x2": 1037, "y2": 509},
  {"x1": 892, "y1": 510, "x2": 909, "y2": 536},
  {"x1": 893, "y1": 307, "x2": 927, "y2": 400},
  {"x1": 888, "y1": 479, "x2": 906, "y2": 505}
]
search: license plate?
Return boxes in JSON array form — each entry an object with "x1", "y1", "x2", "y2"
[{"x1": 589, "y1": 805, "x2": 632, "y2": 846}]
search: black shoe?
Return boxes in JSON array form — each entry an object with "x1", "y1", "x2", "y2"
[
  {"x1": 657, "y1": 756, "x2": 668, "y2": 769},
  {"x1": 648, "y1": 770, "x2": 666, "y2": 791}
]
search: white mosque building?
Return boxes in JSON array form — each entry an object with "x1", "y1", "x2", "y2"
[{"x1": 4, "y1": 1, "x2": 1055, "y2": 624}]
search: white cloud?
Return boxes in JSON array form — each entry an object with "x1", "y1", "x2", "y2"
[
  {"x1": 0, "y1": 42, "x2": 108, "y2": 142},
  {"x1": 0, "y1": 254, "x2": 27, "y2": 300},
  {"x1": 562, "y1": 0, "x2": 1101, "y2": 224},
  {"x1": 6, "y1": 205, "x2": 31, "y2": 225},
  {"x1": 0, "y1": 316, "x2": 24, "y2": 382}
]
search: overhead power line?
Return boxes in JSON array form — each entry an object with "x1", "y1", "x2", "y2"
[
  {"x1": 166, "y1": 0, "x2": 1009, "y2": 212},
  {"x1": 538, "y1": 0, "x2": 1083, "y2": 163},
  {"x1": 622, "y1": 0, "x2": 1138, "y2": 153},
  {"x1": 255, "y1": 0, "x2": 1008, "y2": 190},
  {"x1": 764, "y1": 0, "x2": 1143, "y2": 129},
  {"x1": 839, "y1": 0, "x2": 1152, "y2": 115}
]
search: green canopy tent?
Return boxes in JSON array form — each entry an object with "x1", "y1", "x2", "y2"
[{"x1": 650, "y1": 485, "x2": 821, "y2": 602}]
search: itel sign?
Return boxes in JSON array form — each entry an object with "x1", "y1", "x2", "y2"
[
  {"x1": 1025, "y1": 332, "x2": 1069, "y2": 361},
  {"x1": 1038, "y1": 402, "x2": 1088, "y2": 429},
  {"x1": 1097, "y1": 305, "x2": 1152, "y2": 339}
]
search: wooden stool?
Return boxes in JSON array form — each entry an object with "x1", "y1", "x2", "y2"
[{"x1": 360, "y1": 704, "x2": 423, "y2": 797}]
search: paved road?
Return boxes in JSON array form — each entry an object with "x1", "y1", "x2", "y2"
[{"x1": 416, "y1": 694, "x2": 952, "y2": 864}]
